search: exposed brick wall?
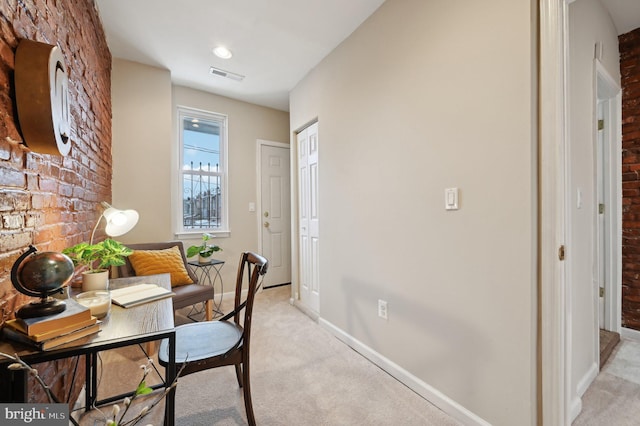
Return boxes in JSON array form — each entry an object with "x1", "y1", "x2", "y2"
[
  {"x1": 621, "y1": 28, "x2": 640, "y2": 329},
  {"x1": 0, "y1": 0, "x2": 111, "y2": 405}
]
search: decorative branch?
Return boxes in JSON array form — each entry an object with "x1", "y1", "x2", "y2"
[
  {"x1": 0, "y1": 352, "x2": 182, "y2": 426},
  {"x1": 0, "y1": 352, "x2": 59, "y2": 404}
]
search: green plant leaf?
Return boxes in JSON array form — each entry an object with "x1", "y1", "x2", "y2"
[
  {"x1": 135, "y1": 381, "x2": 153, "y2": 396},
  {"x1": 63, "y1": 239, "x2": 132, "y2": 272},
  {"x1": 186, "y1": 246, "x2": 200, "y2": 258}
]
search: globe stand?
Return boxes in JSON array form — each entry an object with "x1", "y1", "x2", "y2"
[
  {"x1": 11, "y1": 245, "x2": 75, "y2": 320},
  {"x1": 16, "y1": 296, "x2": 66, "y2": 319}
]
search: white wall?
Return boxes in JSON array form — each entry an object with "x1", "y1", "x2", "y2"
[
  {"x1": 568, "y1": 0, "x2": 620, "y2": 418},
  {"x1": 290, "y1": 0, "x2": 536, "y2": 424},
  {"x1": 111, "y1": 59, "x2": 290, "y2": 289}
]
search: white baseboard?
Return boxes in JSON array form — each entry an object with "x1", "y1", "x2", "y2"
[
  {"x1": 570, "y1": 395, "x2": 582, "y2": 424},
  {"x1": 575, "y1": 362, "x2": 598, "y2": 397},
  {"x1": 570, "y1": 361, "x2": 598, "y2": 422},
  {"x1": 220, "y1": 289, "x2": 247, "y2": 302},
  {"x1": 318, "y1": 318, "x2": 491, "y2": 426},
  {"x1": 621, "y1": 326, "x2": 640, "y2": 341},
  {"x1": 292, "y1": 299, "x2": 319, "y2": 322}
]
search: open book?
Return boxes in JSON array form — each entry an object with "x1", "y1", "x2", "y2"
[{"x1": 110, "y1": 284, "x2": 174, "y2": 308}]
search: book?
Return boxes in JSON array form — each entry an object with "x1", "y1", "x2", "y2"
[
  {"x1": 110, "y1": 284, "x2": 174, "y2": 308},
  {"x1": 4, "y1": 316, "x2": 97, "y2": 342},
  {"x1": 2, "y1": 322, "x2": 100, "y2": 351},
  {"x1": 16, "y1": 299, "x2": 92, "y2": 336}
]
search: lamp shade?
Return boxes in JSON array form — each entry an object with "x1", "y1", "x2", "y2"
[
  {"x1": 103, "y1": 207, "x2": 139, "y2": 237},
  {"x1": 90, "y1": 202, "x2": 139, "y2": 244}
]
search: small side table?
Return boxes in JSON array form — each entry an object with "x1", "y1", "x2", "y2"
[{"x1": 188, "y1": 260, "x2": 225, "y2": 319}]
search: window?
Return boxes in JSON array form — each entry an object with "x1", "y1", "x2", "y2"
[{"x1": 177, "y1": 107, "x2": 228, "y2": 235}]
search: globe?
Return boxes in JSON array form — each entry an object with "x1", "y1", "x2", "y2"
[
  {"x1": 15, "y1": 252, "x2": 74, "y2": 295},
  {"x1": 11, "y1": 246, "x2": 75, "y2": 319}
]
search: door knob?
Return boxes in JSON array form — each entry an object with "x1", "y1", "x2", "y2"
[
  {"x1": 264, "y1": 221, "x2": 270, "y2": 228},
  {"x1": 264, "y1": 211, "x2": 269, "y2": 217}
]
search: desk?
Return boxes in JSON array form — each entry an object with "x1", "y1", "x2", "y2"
[
  {"x1": 187, "y1": 260, "x2": 225, "y2": 319},
  {"x1": 0, "y1": 273, "x2": 176, "y2": 426}
]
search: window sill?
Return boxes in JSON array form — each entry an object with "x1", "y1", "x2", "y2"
[{"x1": 175, "y1": 230, "x2": 230, "y2": 239}]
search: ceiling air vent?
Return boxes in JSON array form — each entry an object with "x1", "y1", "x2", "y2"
[{"x1": 209, "y1": 66, "x2": 245, "y2": 81}]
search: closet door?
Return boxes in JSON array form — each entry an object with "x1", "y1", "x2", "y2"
[{"x1": 298, "y1": 122, "x2": 319, "y2": 312}]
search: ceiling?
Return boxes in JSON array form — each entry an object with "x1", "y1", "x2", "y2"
[
  {"x1": 95, "y1": 1, "x2": 639, "y2": 113},
  {"x1": 600, "y1": 0, "x2": 640, "y2": 35},
  {"x1": 94, "y1": 0, "x2": 386, "y2": 112}
]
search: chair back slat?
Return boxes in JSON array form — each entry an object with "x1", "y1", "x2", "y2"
[{"x1": 232, "y1": 252, "x2": 268, "y2": 344}]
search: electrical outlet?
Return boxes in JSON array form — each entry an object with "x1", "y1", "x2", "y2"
[{"x1": 378, "y1": 299, "x2": 388, "y2": 320}]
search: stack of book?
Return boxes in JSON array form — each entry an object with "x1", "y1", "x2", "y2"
[{"x1": 2, "y1": 299, "x2": 99, "y2": 351}]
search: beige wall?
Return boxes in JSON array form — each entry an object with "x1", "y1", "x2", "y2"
[
  {"x1": 112, "y1": 59, "x2": 174, "y2": 242},
  {"x1": 111, "y1": 59, "x2": 290, "y2": 289},
  {"x1": 171, "y1": 86, "x2": 290, "y2": 283},
  {"x1": 290, "y1": 0, "x2": 536, "y2": 424},
  {"x1": 568, "y1": 0, "x2": 621, "y2": 418}
]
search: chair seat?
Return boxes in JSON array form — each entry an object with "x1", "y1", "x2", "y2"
[{"x1": 159, "y1": 321, "x2": 243, "y2": 364}]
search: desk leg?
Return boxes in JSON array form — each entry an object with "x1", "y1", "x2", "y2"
[
  {"x1": 0, "y1": 367, "x2": 26, "y2": 402},
  {"x1": 85, "y1": 353, "x2": 97, "y2": 410},
  {"x1": 164, "y1": 333, "x2": 176, "y2": 426}
]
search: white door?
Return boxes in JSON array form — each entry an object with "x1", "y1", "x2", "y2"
[
  {"x1": 298, "y1": 122, "x2": 320, "y2": 312},
  {"x1": 259, "y1": 142, "x2": 291, "y2": 288}
]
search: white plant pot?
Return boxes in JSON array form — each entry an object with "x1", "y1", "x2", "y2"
[
  {"x1": 82, "y1": 270, "x2": 109, "y2": 292},
  {"x1": 198, "y1": 255, "x2": 212, "y2": 264}
]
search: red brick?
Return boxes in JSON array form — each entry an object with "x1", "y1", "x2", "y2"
[
  {"x1": 0, "y1": 0, "x2": 111, "y2": 405},
  {"x1": 622, "y1": 27, "x2": 640, "y2": 332}
]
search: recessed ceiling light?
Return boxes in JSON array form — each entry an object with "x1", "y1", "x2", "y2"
[{"x1": 213, "y1": 46, "x2": 233, "y2": 59}]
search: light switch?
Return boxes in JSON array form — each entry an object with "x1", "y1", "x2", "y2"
[
  {"x1": 445, "y1": 188, "x2": 459, "y2": 210},
  {"x1": 249, "y1": 202, "x2": 256, "y2": 212},
  {"x1": 577, "y1": 188, "x2": 582, "y2": 209}
]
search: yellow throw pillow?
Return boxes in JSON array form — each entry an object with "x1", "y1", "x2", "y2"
[{"x1": 128, "y1": 246, "x2": 194, "y2": 287}]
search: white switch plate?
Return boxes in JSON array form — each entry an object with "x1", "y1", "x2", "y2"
[
  {"x1": 249, "y1": 202, "x2": 256, "y2": 212},
  {"x1": 577, "y1": 188, "x2": 582, "y2": 209},
  {"x1": 445, "y1": 188, "x2": 459, "y2": 210}
]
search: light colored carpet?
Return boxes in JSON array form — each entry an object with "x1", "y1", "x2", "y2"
[
  {"x1": 78, "y1": 285, "x2": 460, "y2": 425},
  {"x1": 573, "y1": 338, "x2": 640, "y2": 425}
]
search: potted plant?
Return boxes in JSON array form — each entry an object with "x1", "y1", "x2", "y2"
[
  {"x1": 63, "y1": 239, "x2": 133, "y2": 291},
  {"x1": 186, "y1": 233, "x2": 222, "y2": 264}
]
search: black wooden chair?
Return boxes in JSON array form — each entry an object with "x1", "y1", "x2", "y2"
[{"x1": 158, "y1": 252, "x2": 268, "y2": 426}]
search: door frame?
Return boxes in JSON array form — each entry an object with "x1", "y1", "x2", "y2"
[
  {"x1": 540, "y1": 0, "x2": 570, "y2": 424},
  {"x1": 594, "y1": 59, "x2": 622, "y2": 334},
  {"x1": 256, "y1": 139, "x2": 291, "y2": 286}
]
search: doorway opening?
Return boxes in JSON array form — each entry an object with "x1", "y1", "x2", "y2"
[{"x1": 594, "y1": 60, "x2": 622, "y2": 366}]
